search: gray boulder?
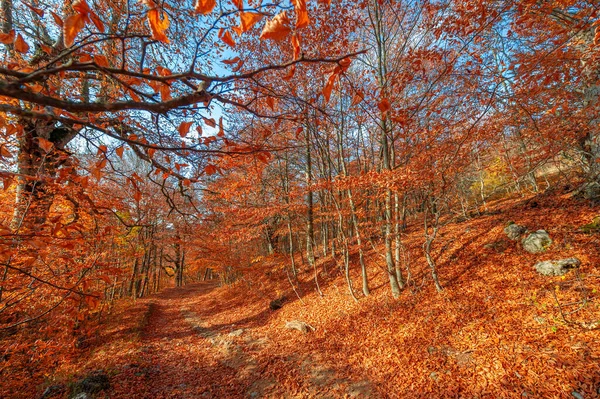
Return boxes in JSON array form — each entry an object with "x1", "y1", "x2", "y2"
[
  {"x1": 583, "y1": 181, "x2": 600, "y2": 200},
  {"x1": 69, "y1": 371, "x2": 109, "y2": 399},
  {"x1": 534, "y1": 258, "x2": 580, "y2": 276},
  {"x1": 522, "y1": 230, "x2": 552, "y2": 253},
  {"x1": 504, "y1": 223, "x2": 527, "y2": 240},
  {"x1": 285, "y1": 320, "x2": 314, "y2": 333}
]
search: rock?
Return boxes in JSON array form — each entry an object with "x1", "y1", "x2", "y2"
[
  {"x1": 285, "y1": 320, "x2": 314, "y2": 333},
  {"x1": 70, "y1": 371, "x2": 109, "y2": 398},
  {"x1": 228, "y1": 329, "x2": 245, "y2": 337},
  {"x1": 534, "y1": 258, "x2": 581, "y2": 276},
  {"x1": 522, "y1": 230, "x2": 552, "y2": 253},
  {"x1": 572, "y1": 391, "x2": 584, "y2": 399},
  {"x1": 269, "y1": 296, "x2": 286, "y2": 311},
  {"x1": 40, "y1": 384, "x2": 66, "y2": 399},
  {"x1": 504, "y1": 222, "x2": 527, "y2": 241},
  {"x1": 583, "y1": 181, "x2": 600, "y2": 200},
  {"x1": 484, "y1": 240, "x2": 509, "y2": 253},
  {"x1": 580, "y1": 216, "x2": 600, "y2": 234}
]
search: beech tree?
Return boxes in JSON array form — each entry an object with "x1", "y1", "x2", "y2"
[{"x1": 0, "y1": 0, "x2": 357, "y2": 232}]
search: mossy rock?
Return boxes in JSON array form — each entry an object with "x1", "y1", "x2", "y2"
[
  {"x1": 580, "y1": 216, "x2": 600, "y2": 234},
  {"x1": 69, "y1": 371, "x2": 109, "y2": 398}
]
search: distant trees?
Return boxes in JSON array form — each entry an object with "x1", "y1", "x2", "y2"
[{"x1": 193, "y1": 0, "x2": 599, "y2": 299}]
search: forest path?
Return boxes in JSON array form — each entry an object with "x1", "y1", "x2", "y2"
[{"x1": 108, "y1": 282, "x2": 376, "y2": 399}]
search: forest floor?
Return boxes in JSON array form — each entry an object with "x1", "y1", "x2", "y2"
[{"x1": 28, "y1": 192, "x2": 600, "y2": 398}]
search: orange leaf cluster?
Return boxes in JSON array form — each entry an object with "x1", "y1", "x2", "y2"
[{"x1": 63, "y1": 0, "x2": 104, "y2": 47}]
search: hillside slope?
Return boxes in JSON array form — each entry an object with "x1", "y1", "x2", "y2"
[{"x1": 31, "y1": 193, "x2": 600, "y2": 398}]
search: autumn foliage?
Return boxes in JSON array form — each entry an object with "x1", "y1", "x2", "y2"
[{"x1": 0, "y1": 0, "x2": 599, "y2": 397}]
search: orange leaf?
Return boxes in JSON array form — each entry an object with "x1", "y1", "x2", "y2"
[
  {"x1": 147, "y1": 8, "x2": 170, "y2": 44},
  {"x1": 231, "y1": 0, "x2": 243, "y2": 10},
  {"x1": 0, "y1": 29, "x2": 15, "y2": 44},
  {"x1": 204, "y1": 117, "x2": 216, "y2": 128},
  {"x1": 260, "y1": 12, "x2": 291, "y2": 41},
  {"x1": 24, "y1": 2, "x2": 44, "y2": 17},
  {"x1": 222, "y1": 56, "x2": 241, "y2": 65},
  {"x1": 219, "y1": 28, "x2": 236, "y2": 47},
  {"x1": 292, "y1": 33, "x2": 301, "y2": 60},
  {"x1": 148, "y1": 147, "x2": 156, "y2": 158},
  {"x1": 339, "y1": 57, "x2": 352, "y2": 71},
  {"x1": 239, "y1": 12, "x2": 263, "y2": 34},
  {"x1": 322, "y1": 72, "x2": 338, "y2": 104},
  {"x1": 63, "y1": 13, "x2": 86, "y2": 47},
  {"x1": 134, "y1": 190, "x2": 142, "y2": 202},
  {"x1": 266, "y1": 97, "x2": 276, "y2": 111},
  {"x1": 283, "y1": 64, "x2": 296, "y2": 81},
  {"x1": 156, "y1": 66, "x2": 172, "y2": 76},
  {"x1": 204, "y1": 164, "x2": 217, "y2": 175},
  {"x1": 50, "y1": 11, "x2": 63, "y2": 27},
  {"x1": 218, "y1": 117, "x2": 224, "y2": 137},
  {"x1": 89, "y1": 12, "x2": 105, "y2": 33},
  {"x1": 0, "y1": 145, "x2": 12, "y2": 159},
  {"x1": 160, "y1": 84, "x2": 171, "y2": 101},
  {"x1": 115, "y1": 146, "x2": 124, "y2": 158},
  {"x1": 14, "y1": 34, "x2": 29, "y2": 53},
  {"x1": 72, "y1": 0, "x2": 91, "y2": 15},
  {"x1": 292, "y1": 0, "x2": 310, "y2": 29},
  {"x1": 38, "y1": 138, "x2": 54, "y2": 153},
  {"x1": 178, "y1": 121, "x2": 193, "y2": 138},
  {"x1": 351, "y1": 90, "x2": 364, "y2": 106},
  {"x1": 195, "y1": 0, "x2": 216, "y2": 15},
  {"x1": 94, "y1": 54, "x2": 109, "y2": 67},
  {"x1": 378, "y1": 98, "x2": 391, "y2": 113},
  {"x1": 97, "y1": 144, "x2": 107, "y2": 155}
]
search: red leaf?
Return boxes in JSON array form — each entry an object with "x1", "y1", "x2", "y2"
[
  {"x1": 38, "y1": 138, "x2": 54, "y2": 152},
  {"x1": 351, "y1": 90, "x2": 364, "y2": 106},
  {"x1": 14, "y1": 34, "x2": 29, "y2": 53},
  {"x1": 204, "y1": 164, "x2": 217, "y2": 175},
  {"x1": 94, "y1": 54, "x2": 109, "y2": 67},
  {"x1": 0, "y1": 29, "x2": 15, "y2": 44},
  {"x1": 89, "y1": 11, "x2": 105, "y2": 33},
  {"x1": 378, "y1": 98, "x2": 391, "y2": 114},
  {"x1": 178, "y1": 121, "x2": 193, "y2": 138},
  {"x1": 24, "y1": 2, "x2": 44, "y2": 17},
  {"x1": 50, "y1": 12, "x2": 63, "y2": 27},
  {"x1": 204, "y1": 117, "x2": 216, "y2": 128}
]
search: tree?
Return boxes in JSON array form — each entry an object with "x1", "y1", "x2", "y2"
[{"x1": 0, "y1": 0, "x2": 357, "y2": 231}]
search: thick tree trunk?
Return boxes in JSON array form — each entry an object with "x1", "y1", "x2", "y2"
[{"x1": 11, "y1": 120, "x2": 77, "y2": 233}]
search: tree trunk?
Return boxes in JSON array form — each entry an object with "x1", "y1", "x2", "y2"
[
  {"x1": 11, "y1": 120, "x2": 77, "y2": 233},
  {"x1": 305, "y1": 125, "x2": 322, "y2": 296}
]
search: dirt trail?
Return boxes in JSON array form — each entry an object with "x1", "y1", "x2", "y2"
[{"x1": 108, "y1": 282, "x2": 376, "y2": 399}]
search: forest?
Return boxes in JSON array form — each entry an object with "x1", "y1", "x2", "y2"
[{"x1": 0, "y1": 0, "x2": 599, "y2": 397}]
